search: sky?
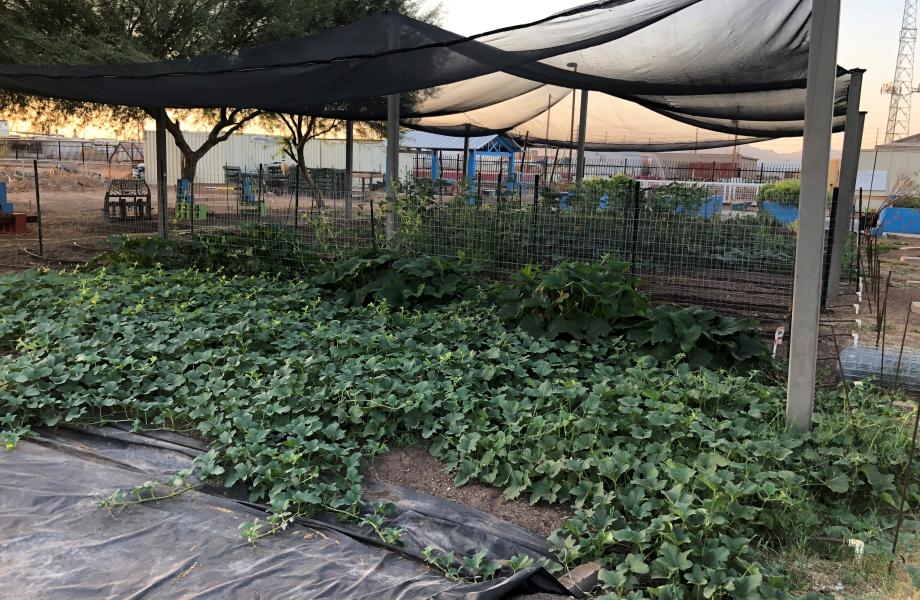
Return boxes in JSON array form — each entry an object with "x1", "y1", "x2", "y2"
[{"x1": 424, "y1": 0, "x2": 906, "y2": 157}]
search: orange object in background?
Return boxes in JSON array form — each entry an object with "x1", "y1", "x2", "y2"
[{"x1": 0, "y1": 213, "x2": 27, "y2": 234}]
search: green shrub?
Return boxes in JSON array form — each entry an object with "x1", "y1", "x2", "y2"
[
  {"x1": 645, "y1": 181, "x2": 710, "y2": 214},
  {"x1": 758, "y1": 179, "x2": 800, "y2": 205},
  {"x1": 891, "y1": 196, "x2": 920, "y2": 209}
]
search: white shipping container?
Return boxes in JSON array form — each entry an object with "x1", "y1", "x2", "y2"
[{"x1": 143, "y1": 130, "x2": 391, "y2": 185}]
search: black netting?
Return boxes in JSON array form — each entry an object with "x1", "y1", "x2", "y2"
[{"x1": 0, "y1": 0, "x2": 852, "y2": 150}]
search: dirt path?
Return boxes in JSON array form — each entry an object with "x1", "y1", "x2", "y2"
[{"x1": 366, "y1": 448, "x2": 571, "y2": 538}]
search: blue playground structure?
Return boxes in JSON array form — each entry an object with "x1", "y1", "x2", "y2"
[
  {"x1": 401, "y1": 131, "x2": 522, "y2": 196},
  {"x1": 0, "y1": 182, "x2": 11, "y2": 213}
]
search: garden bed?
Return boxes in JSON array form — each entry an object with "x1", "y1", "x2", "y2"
[{"x1": 0, "y1": 264, "x2": 917, "y2": 599}]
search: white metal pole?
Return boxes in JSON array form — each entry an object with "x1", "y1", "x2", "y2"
[
  {"x1": 786, "y1": 0, "x2": 842, "y2": 432},
  {"x1": 386, "y1": 94, "x2": 399, "y2": 240},
  {"x1": 826, "y1": 70, "x2": 866, "y2": 299}
]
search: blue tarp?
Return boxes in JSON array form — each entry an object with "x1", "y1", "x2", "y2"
[
  {"x1": 762, "y1": 201, "x2": 799, "y2": 225},
  {"x1": 875, "y1": 207, "x2": 920, "y2": 235},
  {"x1": 675, "y1": 194, "x2": 722, "y2": 220}
]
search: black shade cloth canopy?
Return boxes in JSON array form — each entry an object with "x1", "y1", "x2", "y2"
[{"x1": 0, "y1": 0, "x2": 852, "y2": 151}]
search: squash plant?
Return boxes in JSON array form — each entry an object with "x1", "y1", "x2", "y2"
[
  {"x1": 491, "y1": 257, "x2": 650, "y2": 342},
  {"x1": 627, "y1": 305, "x2": 770, "y2": 371}
]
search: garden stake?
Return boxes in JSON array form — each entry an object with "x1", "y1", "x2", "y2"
[
  {"x1": 889, "y1": 395, "x2": 920, "y2": 575},
  {"x1": 858, "y1": 250, "x2": 871, "y2": 313},
  {"x1": 33, "y1": 159, "x2": 43, "y2": 257},
  {"x1": 856, "y1": 188, "x2": 863, "y2": 283},
  {"x1": 880, "y1": 290, "x2": 890, "y2": 389},
  {"x1": 893, "y1": 297, "x2": 914, "y2": 389},
  {"x1": 828, "y1": 324, "x2": 851, "y2": 415},
  {"x1": 876, "y1": 271, "x2": 892, "y2": 347}
]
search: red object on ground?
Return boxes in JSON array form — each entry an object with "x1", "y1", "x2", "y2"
[{"x1": 0, "y1": 213, "x2": 27, "y2": 234}]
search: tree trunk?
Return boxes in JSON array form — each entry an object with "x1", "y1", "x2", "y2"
[
  {"x1": 297, "y1": 142, "x2": 322, "y2": 210},
  {"x1": 181, "y1": 154, "x2": 198, "y2": 185}
]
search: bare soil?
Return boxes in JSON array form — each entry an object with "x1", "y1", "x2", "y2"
[{"x1": 366, "y1": 447, "x2": 571, "y2": 538}]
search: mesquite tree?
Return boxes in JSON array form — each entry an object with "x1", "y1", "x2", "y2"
[{"x1": 0, "y1": 0, "x2": 439, "y2": 185}]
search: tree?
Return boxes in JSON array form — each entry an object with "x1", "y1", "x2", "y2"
[{"x1": 1, "y1": 0, "x2": 439, "y2": 186}]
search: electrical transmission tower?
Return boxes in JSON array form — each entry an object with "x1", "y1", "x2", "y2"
[{"x1": 882, "y1": 0, "x2": 920, "y2": 143}]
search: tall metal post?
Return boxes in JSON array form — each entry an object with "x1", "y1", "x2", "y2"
[
  {"x1": 155, "y1": 109, "x2": 169, "y2": 239},
  {"x1": 385, "y1": 95, "x2": 399, "y2": 240},
  {"x1": 827, "y1": 71, "x2": 866, "y2": 299},
  {"x1": 786, "y1": 0, "x2": 842, "y2": 432},
  {"x1": 345, "y1": 119, "x2": 354, "y2": 219},
  {"x1": 461, "y1": 126, "x2": 471, "y2": 188},
  {"x1": 575, "y1": 89, "x2": 589, "y2": 188},
  {"x1": 33, "y1": 160, "x2": 43, "y2": 257}
]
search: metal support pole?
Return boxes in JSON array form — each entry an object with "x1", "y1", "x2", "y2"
[
  {"x1": 576, "y1": 90, "x2": 589, "y2": 189},
  {"x1": 33, "y1": 160, "x2": 43, "y2": 257},
  {"x1": 345, "y1": 119, "x2": 354, "y2": 219},
  {"x1": 385, "y1": 94, "x2": 399, "y2": 240},
  {"x1": 827, "y1": 70, "x2": 866, "y2": 299},
  {"x1": 155, "y1": 109, "x2": 169, "y2": 239},
  {"x1": 630, "y1": 181, "x2": 641, "y2": 275},
  {"x1": 822, "y1": 188, "x2": 840, "y2": 309},
  {"x1": 461, "y1": 127, "x2": 471, "y2": 188},
  {"x1": 786, "y1": 0, "x2": 841, "y2": 432}
]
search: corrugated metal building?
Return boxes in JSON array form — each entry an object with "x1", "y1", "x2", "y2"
[{"x1": 142, "y1": 130, "x2": 391, "y2": 184}]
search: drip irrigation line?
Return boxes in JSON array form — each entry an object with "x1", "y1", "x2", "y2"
[{"x1": 22, "y1": 248, "x2": 89, "y2": 265}]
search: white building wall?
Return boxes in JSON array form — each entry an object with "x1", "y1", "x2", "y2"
[{"x1": 143, "y1": 130, "x2": 391, "y2": 184}]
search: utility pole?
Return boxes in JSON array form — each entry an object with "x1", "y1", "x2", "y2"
[{"x1": 882, "y1": 0, "x2": 920, "y2": 143}]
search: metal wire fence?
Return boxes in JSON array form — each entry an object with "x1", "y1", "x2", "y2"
[
  {"x1": 1, "y1": 159, "x2": 853, "y2": 329},
  {"x1": 0, "y1": 136, "x2": 142, "y2": 164}
]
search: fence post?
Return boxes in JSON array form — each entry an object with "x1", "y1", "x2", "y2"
[
  {"x1": 821, "y1": 187, "x2": 840, "y2": 309},
  {"x1": 385, "y1": 89, "x2": 400, "y2": 241},
  {"x1": 477, "y1": 172, "x2": 483, "y2": 207},
  {"x1": 33, "y1": 160, "x2": 43, "y2": 257},
  {"x1": 530, "y1": 174, "x2": 540, "y2": 259},
  {"x1": 369, "y1": 192, "x2": 377, "y2": 251},
  {"x1": 155, "y1": 109, "x2": 169, "y2": 239},
  {"x1": 57, "y1": 141, "x2": 62, "y2": 161},
  {"x1": 345, "y1": 119, "x2": 354, "y2": 219},
  {"x1": 630, "y1": 181, "x2": 641, "y2": 274},
  {"x1": 294, "y1": 167, "x2": 300, "y2": 230},
  {"x1": 190, "y1": 179, "x2": 196, "y2": 237},
  {"x1": 497, "y1": 170, "x2": 503, "y2": 203},
  {"x1": 786, "y1": 0, "x2": 842, "y2": 432},
  {"x1": 856, "y1": 187, "x2": 863, "y2": 283}
]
